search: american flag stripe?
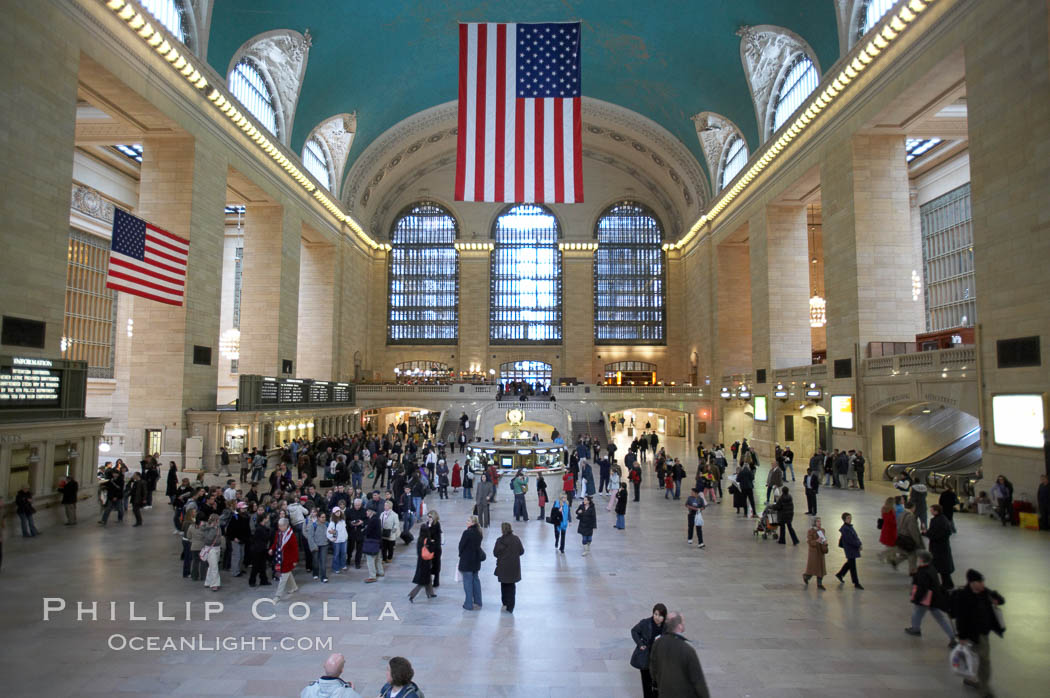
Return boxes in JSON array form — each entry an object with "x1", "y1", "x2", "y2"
[
  {"x1": 107, "y1": 209, "x2": 189, "y2": 307},
  {"x1": 456, "y1": 22, "x2": 582, "y2": 204}
]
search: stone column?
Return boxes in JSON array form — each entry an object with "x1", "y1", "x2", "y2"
[
  {"x1": 239, "y1": 203, "x2": 301, "y2": 377},
  {"x1": 965, "y1": 0, "x2": 1050, "y2": 485},
  {"x1": 562, "y1": 249, "x2": 595, "y2": 381},
  {"x1": 297, "y1": 238, "x2": 337, "y2": 380},
  {"x1": 713, "y1": 238, "x2": 752, "y2": 375},
  {"x1": 457, "y1": 249, "x2": 491, "y2": 377},
  {"x1": 820, "y1": 135, "x2": 923, "y2": 366},
  {"x1": 0, "y1": 7, "x2": 79, "y2": 358},
  {"x1": 126, "y1": 136, "x2": 226, "y2": 463},
  {"x1": 750, "y1": 205, "x2": 811, "y2": 371}
]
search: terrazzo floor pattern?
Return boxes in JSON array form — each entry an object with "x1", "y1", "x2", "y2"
[{"x1": 1, "y1": 455, "x2": 1048, "y2": 697}]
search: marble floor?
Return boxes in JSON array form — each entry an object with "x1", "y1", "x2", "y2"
[{"x1": 1, "y1": 450, "x2": 1048, "y2": 697}]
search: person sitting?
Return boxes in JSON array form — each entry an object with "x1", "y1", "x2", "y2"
[{"x1": 300, "y1": 653, "x2": 362, "y2": 698}]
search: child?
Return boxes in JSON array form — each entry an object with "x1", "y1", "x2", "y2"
[{"x1": 664, "y1": 472, "x2": 674, "y2": 499}]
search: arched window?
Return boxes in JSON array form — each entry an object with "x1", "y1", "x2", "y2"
[
  {"x1": 491, "y1": 204, "x2": 562, "y2": 343},
  {"x1": 387, "y1": 202, "x2": 459, "y2": 344},
  {"x1": 594, "y1": 202, "x2": 665, "y2": 344},
  {"x1": 604, "y1": 361, "x2": 657, "y2": 385},
  {"x1": 772, "y1": 53, "x2": 819, "y2": 135},
  {"x1": 499, "y1": 361, "x2": 553, "y2": 389},
  {"x1": 303, "y1": 138, "x2": 330, "y2": 190},
  {"x1": 720, "y1": 136, "x2": 748, "y2": 190},
  {"x1": 859, "y1": 0, "x2": 897, "y2": 39},
  {"x1": 140, "y1": 0, "x2": 186, "y2": 43},
  {"x1": 229, "y1": 59, "x2": 278, "y2": 137}
]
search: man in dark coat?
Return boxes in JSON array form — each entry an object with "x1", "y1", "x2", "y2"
[
  {"x1": 458, "y1": 516, "x2": 484, "y2": 610},
  {"x1": 129, "y1": 473, "x2": 148, "y2": 526},
  {"x1": 950, "y1": 569, "x2": 1005, "y2": 696},
  {"x1": 59, "y1": 475, "x2": 79, "y2": 525},
  {"x1": 925, "y1": 504, "x2": 955, "y2": 589},
  {"x1": 803, "y1": 467, "x2": 820, "y2": 515},
  {"x1": 493, "y1": 522, "x2": 525, "y2": 613},
  {"x1": 649, "y1": 612, "x2": 710, "y2": 698}
]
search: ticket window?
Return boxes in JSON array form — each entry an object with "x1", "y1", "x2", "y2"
[{"x1": 8, "y1": 446, "x2": 33, "y2": 496}]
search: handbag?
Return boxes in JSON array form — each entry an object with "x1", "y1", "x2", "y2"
[
  {"x1": 420, "y1": 538, "x2": 434, "y2": 561},
  {"x1": 198, "y1": 545, "x2": 212, "y2": 561},
  {"x1": 949, "y1": 642, "x2": 979, "y2": 679},
  {"x1": 896, "y1": 534, "x2": 917, "y2": 552},
  {"x1": 877, "y1": 517, "x2": 884, "y2": 530}
]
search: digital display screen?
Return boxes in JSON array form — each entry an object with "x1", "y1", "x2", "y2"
[
  {"x1": 830, "y1": 395, "x2": 854, "y2": 430},
  {"x1": 992, "y1": 394, "x2": 1044, "y2": 449},
  {"x1": 753, "y1": 395, "x2": 768, "y2": 421},
  {"x1": 0, "y1": 358, "x2": 61, "y2": 407},
  {"x1": 278, "y1": 380, "x2": 305, "y2": 403},
  {"x1": 259, "y1": 379, "x2": 278, "y2": 404}
]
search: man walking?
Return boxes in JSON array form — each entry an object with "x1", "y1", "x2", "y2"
[
  {"x1": 59, "y1": 474, "x2": 79, "y2": 525},
  {"x1": 129, "y1": 472, "x2": 148, "y2": 526},
  {"x1": 950, "y1": 569, "x2": 1005, "y2": 697},
  {"x1": 649, "y1": 612, "x2": 710, "y2": 697}
]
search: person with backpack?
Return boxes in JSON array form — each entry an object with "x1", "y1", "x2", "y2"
[
  {"x1": 904, "y1": 550, "x2": 955, "y2": 645},
  {"x1": 949, "y1": 569, "x2": 1005, "y2": 697},
  {"x1": 685, "y1": 487, "x2": 706, "y2": 547}
]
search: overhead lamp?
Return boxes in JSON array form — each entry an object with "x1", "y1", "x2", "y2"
[{"x1": 809, "y1": 295, "x2": 827, "y2": 327}]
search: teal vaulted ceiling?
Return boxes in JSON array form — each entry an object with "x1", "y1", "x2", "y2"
[{"x1": 206, "y1": 1, "x2": 840, "y2": 188}]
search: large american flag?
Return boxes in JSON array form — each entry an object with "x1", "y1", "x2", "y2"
[
  {"x1": 106, "y1": 208, "x2": 188, "y2": 306},
  {"x1": 455, "y1": 22, "x2": 583, "y2": 204}
]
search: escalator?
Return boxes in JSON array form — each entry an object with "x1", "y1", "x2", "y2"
[{"x1": 884, "y1": 427, "x2": 982, "y2": 482}]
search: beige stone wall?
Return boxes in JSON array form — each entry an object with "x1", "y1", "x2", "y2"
[
  {"x1": 714, "y1": 238, "x2": 752, "y2": 375},
  {"x1": 296, "y1": 239, "x2": 336, "y2": 380}
]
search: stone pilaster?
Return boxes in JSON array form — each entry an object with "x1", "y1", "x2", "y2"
[
  {"x1": 239, "y1": 203, "x2": 300, "y2": 377},
  {"x1": 713, "y1": 238, "x2": 752, "y2": 376},
  {"x1": 297, "y1": 239, "x2": 336, "y2": 380},
  {"x1": 562, "y1": 249, "x2": 595, "y2": 381},
  {"x1": 457, "y1": 249, "x2": 491, "y2": 375}
]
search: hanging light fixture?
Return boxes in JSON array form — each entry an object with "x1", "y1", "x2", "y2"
[{"x1": 809, "y1": 295, "x2": 826, "y2": 327}]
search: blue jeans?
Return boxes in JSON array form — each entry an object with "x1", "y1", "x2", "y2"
[
  {"x1": 463, "y1": 485, "x2": 472, "y2": 499},
  {"x1": 784, "y1": 461, "x2": 795, "y2": 480},
  {"x1": 351, "y1": 473, "x2": 362, "y2": 490},
  {"x1": 181, "y1": 539, "x2": 192, "y2": 576},
  {"x1": 513, "y1": 493, "x2": 528, "y2": 520},
  {"x1": 18, "y1": 511, "x2": 38, "y2": 537},
  {"x1": 331, "y1": 541, "x2": 346, "y2": 572},
  {"x1": 910, "y1": 605, "x2": 954, "y2": 640},
  {"x1": 674, "y1": 480, "x2": 681, "y2": 499},
  {"x1": 582, "y1": 535, "x2": 593, "y2": 545},
  {"x1": 314, "y1": 546, "x2": 329, "y2": 580},
  {"x1": 402, "y1": 511, "x2": 416, "y2": 532},
  {"x1": 615, "y1": 514, "x2": 625, "y2": 529},
  {"x1": 461, "y1": 570, "x2": 482, "y2": 609},
  {"x1": 412, "y1": 496, "x2": 421, "y2": 513}
]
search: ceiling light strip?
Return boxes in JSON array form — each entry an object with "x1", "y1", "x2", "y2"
[
  {"x1": 99, "y1": 0, "x2": 382, "y2": 251},
  {"x1": 666, "y1": 0, "x2": 935, "y2": 251}
]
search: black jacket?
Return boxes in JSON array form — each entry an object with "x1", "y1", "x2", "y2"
[
  {"x1": 411, "y1": 523, "x2": 437, "y2": 585},
  {"x1": 649, "y1": 632, "x2": 710, "y2": 698},
  {"x1": 576, "y1": 503, "x2": 597, "y2": 536},
  {"x1": 924, "y1": 513, "x2": 954, "y2": 575},
  {"x1": 950, "y1": 585, "x2": 1006, "y2": 642},
  {"x1": 249, "y1": 524, "x2": 272, "y2": 554},
  {"x1": 615, "y1": 489, "x2": 628, "y2": 515},
  {"x1": 346, "y1": 506, "x2": 368, "y2": 539},
  {"x1": 773, "y1": 492, "x2": 794, "y2": 523},
  {"x1": 59, "y1": 479, "x2": 79, "y2": 504},
  {"x1": 630, "y1": 617, "x2": 664, "y2": 669},
  {"x1": 458, "y1": 524, "x2": 484, "y2": 572},
  {"x1": 493, "y1": 532, "x2": 524, "y2": 583},
  {"x1": 226, "y1": 512, "x2": 251, "y2": 543},
  {"x1": 910, "y1": 564, "x2": 949, "y2": 611}
]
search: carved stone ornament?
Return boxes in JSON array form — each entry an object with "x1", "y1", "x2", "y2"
[
  {"x1": 738, "y1": 25, "x2": 820, "y2": 142},
  {"x1": 691, "y1": 111, "x2": 746, "y2": 193},
  {"x1": 229, "y1": 29, "x2": 312, "y2": 146}
]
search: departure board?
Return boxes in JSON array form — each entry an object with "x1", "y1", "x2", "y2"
[{"x1": 238, "y1": 375, "x2": 355, "y2": 411}]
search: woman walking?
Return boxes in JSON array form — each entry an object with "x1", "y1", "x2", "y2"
[
  {"x1": 426, "y1": 510, "x2": 443, "y2": 588},
  {"x1": 550, "y1": 492, "x2": 570, "y2": 553},
  {"x1": 562, "y1": 469, "x2": 576, "y2": 508},
  {"x1": 924, "y1": 504, "x2": 955, "y2": 589},
  {"x1": 576, "y1": 495, "x2": 597, "y2": 556},
  {"x1": 536, "y1": 474, "x2": 548, "y2": 521},
  {"x1": 408, "y1": 518, "x2": 438, "y2": 602},
  {"x1": 379, "y1": 500, "x2": 401, "y2": 564},
  {"x1": 802, "y1": 516, "x2": 829, "y2": 589},
  {"x1": 835, "y1": 512, "x2": 864, "y2": 589},
  {"x1": 457, "y1": 515, "x2": 484, "y2": 611},
  {"x1": 269, "y1": 517, "x2": 299, "y2": 601},
  {"x1": 630, "y1": 603, "x2": 667, "y2": 698},
  {"x1": 493, "y1": 521, "x2": 525, "y2": 613},
  {"x1": 904, "y1": 550, "x2": 956, "y2": 645},
  {"x1": 878, "y1": 496, "x2": 901, "y2": 568},
  {"x1": 773, "y1": 486, "x2": 800, "y2": 545},
  {"x1": 451, "y1": 460, "x2": 462, "y2": 495},
  {"x1": 614, "y1": 483, "x2": 628, "y2": 529}
]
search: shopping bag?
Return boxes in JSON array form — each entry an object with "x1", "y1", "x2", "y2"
[
  {"x1": 454, "y1": 568, "x2": 462, "y2": 583},
  {"x1": 949, "y1": 642, "x2": 979, "y2": 679},
  {"x1": 1019, "y1": 512, "x2": 1039, "y2": 530}
]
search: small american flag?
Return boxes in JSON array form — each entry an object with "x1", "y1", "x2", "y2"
[
  {"x1": 455, "y1": 22, "x2": 583, "y2": 204},
  {"x1": 106, "y1": 208, "x2": 188, "y2": 306}
]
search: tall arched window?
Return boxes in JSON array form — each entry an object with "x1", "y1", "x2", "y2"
[
  {"x1": 303, "y1": 138, "x2": 330, "y2": 190},
  {"x1": 490, "y1": 204, "x2": 562, "y2": 343},
  {"x1": 229, "y1": 59, "x2": 279, "y2": 137},
  {"x1": 388, "y1": 202, "x2": 459, "y2": 344},
  {"x1": 140, "y1": 0, "x2": 186, "y2": 43},
  {"x1": 772, "y1": 53, "x2": 819, "y2": 135},
  {"x1": 720, "y1": 136, "x2": 748, "y2": 190},
  {"x1": 859, "y1": 0, "x2": 897, "y2": 39},
  {"x1": 594, "y1": 202, "x2": 665, "y2": 344}
]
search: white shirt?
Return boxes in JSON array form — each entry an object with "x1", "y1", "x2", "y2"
[
  {"x1": 223, "y1": 487, "x2": 237, "y2": 501},
  {"x1": 327, "y1": 519, "x2": 347, "y2": 543}
]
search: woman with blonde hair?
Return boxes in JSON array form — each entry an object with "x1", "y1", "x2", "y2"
[
  {"x1": 878, "y1": 496, "x2": 901, "y2": 568},
  {"x1": 201, "y1": 513, "x2": 223, "y2": 591}
]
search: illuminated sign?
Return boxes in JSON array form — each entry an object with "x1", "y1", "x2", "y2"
[
  {"x1": 0, "y1": 359, "x2": 61, "y2": 406},
  {"x1": 806, "y1": 388, "x2": 823, "y2": 398},
  {"x1": 753, "y1": 396, "x2": 768, "y2": 421},
  {"x1": 830, "y1": 395, "x2": 854, "y2": 430},
  {"x1": 992, "y1": 394, "x2": 1044, "y2": 449},
  {"x1": 720, "y1": 388, "x2": 731, "y2": 399}
]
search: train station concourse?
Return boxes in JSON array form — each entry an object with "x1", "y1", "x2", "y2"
[{"x1": 0, "y1": 1, "x2": 1048, "y2": 696}]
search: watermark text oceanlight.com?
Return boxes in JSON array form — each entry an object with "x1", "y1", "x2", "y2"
[{"x1": 107, "y1": 635, "x2": 333, "y2": 652}]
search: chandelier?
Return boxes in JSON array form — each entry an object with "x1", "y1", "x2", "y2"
[
  {"x1": 219, "y1": 328, "x2": 241, "y2": 360},
  {"x1": 809, "y1": 295, "x2": 826, "y2": 328},
  {"x1": 911, "y1": 269, "x2": 923, "y2": 302}
]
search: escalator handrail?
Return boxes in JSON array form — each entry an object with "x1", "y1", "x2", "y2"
[{"x1": 885, "y1": 427, "x2": 980, "y2": 476}]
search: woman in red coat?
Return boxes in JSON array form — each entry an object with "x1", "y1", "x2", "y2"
[
  {"x1": 562, "y1": 471, "x2": 576, "y2": 507},
  {"x1": 269, "y1": 517, "x2": 299, "y2": 601},
  {"x1": 451, "y1": 461, "x2": 462, "y2": 493},
  {"x1": 877, "y1": 497, "x2": 901, "y2": 568}
]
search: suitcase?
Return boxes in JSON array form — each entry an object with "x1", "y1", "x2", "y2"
[{"x1": 400, "y1": 530, "x2": 414, "y2": 545}]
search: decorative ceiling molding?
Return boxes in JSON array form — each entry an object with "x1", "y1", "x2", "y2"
[
  {"x1": 227, "y1": 28, "x2": 312, "y2": 147},
  {"x1": 691, "y1": 111, "x2": 748, "y2": 195},
  {"x1": 737, "y1": 24, "x2": 822, "y2": 143},
  {"x1": 343, "y1": 98, "x2": 707, "y2": 226},
  {"x1": 305, "y1": 113, "x2": 357, "y2": 198}
]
